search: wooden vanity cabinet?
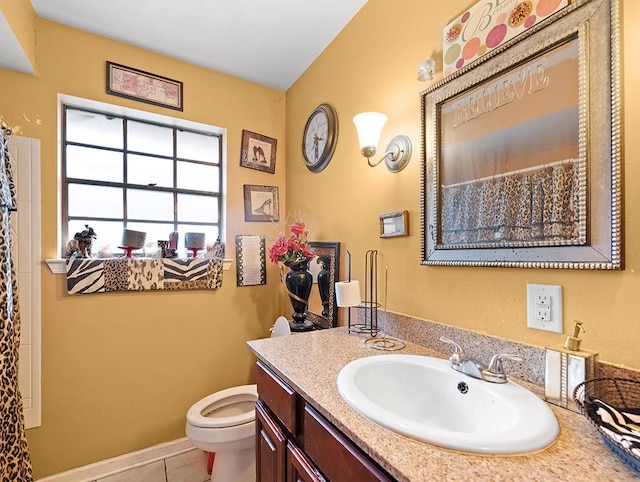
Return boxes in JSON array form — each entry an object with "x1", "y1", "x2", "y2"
[
  {"x1": 286, "y1": 442, "x2": 325, "y2": 482},
  {"x1": 256, "y1": 400, "x2": 287, "y2": 482},
  {"x1": 256, "y1": 361, "x2": 394, "y2": 482}
]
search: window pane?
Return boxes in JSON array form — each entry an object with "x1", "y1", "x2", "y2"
[
  {"x1": 68, "y1": 184, "x2": 123, "y2": 218},
  {"x1": 68, "y1": 220, "x2": 124, "y2": 253},
  {"x1": 177, "y1": 194, "x2": 218, "y2": 223},
  {"x1": 63, "y1": 106, "x2": 224, "y2": 255},
  {"x1": 177, "y1": 161, "x2": 219, "y2": 192},
  {"x1": 127, "y1": 189, "x2": 174, "y2": 221},
  {"x1": 128, "y1": 154, "x2": 173, "y2": 187},
  {"x1": 128, "y1": 121, "x2": 173, "y2": 156},
  {"x1": 177, "y1": 130, "x2": 219, "y2": 163},
  {"x1": 177, "y1": 225, "x2": 220, "y2": 250},
  {"x1": 66, "y1": 109, "x2": 123, "y2": 149},
  {"x1": 66, "y1": 145, "x2": 123, "y2": 182}
]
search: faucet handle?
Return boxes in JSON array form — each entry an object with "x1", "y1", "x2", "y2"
[
  {"x1": 487, "y1": 354, "x2": 522, "y2": 374},
  {"x1": 439, "y1": 336, "x2": 464, "y2": 363},
  {"x1": 438, "y1": 336, "x2": 463, "y2": 352}
]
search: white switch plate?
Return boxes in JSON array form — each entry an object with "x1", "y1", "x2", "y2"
[{"x1": 527, "y1": 284, "x2": 562, "y2": 333}]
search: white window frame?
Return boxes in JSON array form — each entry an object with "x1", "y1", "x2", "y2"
[{"x1": 57, "y1": 94, "x2": 227, "y2": 257}]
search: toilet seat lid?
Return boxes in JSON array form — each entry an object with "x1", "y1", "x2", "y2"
[{"x1": 187, "y1": 384, "x2": 257, "y2": 429}]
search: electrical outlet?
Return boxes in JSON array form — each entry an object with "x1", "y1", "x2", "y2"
[
  {"x1": 536, "y1": 294, "x2": 550, "y2": 306},
  {"x1": 536, "y1": 307, "x2": 551, "y2": 321},
  {"x1": 527, "y1": 284, "x2": 562, "y2": 333}
]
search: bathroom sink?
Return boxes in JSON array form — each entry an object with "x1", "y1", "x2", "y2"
[{"x1": 336, "y1": 354, "x2": 559, "y2": 454}]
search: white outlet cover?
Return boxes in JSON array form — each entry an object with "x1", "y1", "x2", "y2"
[{"x1": 527, "y1": 284, "x2": 562, "y2": 333}]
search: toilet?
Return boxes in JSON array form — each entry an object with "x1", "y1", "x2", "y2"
[
  {"x1": 186, "y1": 384, "x2": 258, "y2": 482},
  {"x1": 185, "y1": 317, "x2": 290, "y2": 482}
]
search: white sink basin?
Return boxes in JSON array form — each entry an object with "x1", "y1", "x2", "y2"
[{"x1": 337, "y1": 354, "x2": 559, "y2": 454}]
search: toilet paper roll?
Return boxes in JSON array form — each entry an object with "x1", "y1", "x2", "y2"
[{"x1": 335, "y1": 280, "x2": 361, "y2": 307}]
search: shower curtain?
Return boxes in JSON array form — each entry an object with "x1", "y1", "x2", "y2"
[{"x1": 0, "y1": 128, "x2": 33, "y2": 481}]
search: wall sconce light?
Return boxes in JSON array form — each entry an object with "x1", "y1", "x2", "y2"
[{"x1": 352, "y1": 112, "x2": 412, "y2": 173}]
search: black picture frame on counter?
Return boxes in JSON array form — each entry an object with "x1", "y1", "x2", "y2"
[{"x1": 305, "y1": 241, "x2": 340, "y2": 329}]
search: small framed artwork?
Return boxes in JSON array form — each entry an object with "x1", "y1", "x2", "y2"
[
  {"x1": 243, "y1": 185, "x2": 280, "y2": 222},
  {"x1": 106, "y1": 61, "x2": 183, "y2": 111},
  {"x1": 379, "y1": 211, "x2": 409, "y2": 238},
  {"x1": 442, "y1": 0, "x2": 569, "y2": 76},
  {"x1": 240, "y1": 129, "x2": 277, "y2": 174},
  {"x1": 235, "y1": 235, "x2": 266, "y2": 286}
]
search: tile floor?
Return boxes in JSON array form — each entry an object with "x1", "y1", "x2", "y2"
[{"x1": 93, "y1": 449, "x2": 210, "y2": 482}]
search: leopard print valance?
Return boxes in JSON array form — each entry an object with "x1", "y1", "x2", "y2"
[
  {"x1": 66, "y1": 257, "x2": 224, "y2": 294},
  {"x1": 440, "y1": 159, "x2": 581, "y2": 246}
]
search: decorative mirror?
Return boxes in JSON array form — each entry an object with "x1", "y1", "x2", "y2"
[
  {"x1": 306, "y1": 242, "x2": 340, "y2": 329},
  {"x1": 421, "y1": 0, "x2": 622, "y2": 269}
]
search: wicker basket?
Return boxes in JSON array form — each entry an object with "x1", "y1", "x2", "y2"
[{"x1": 573, "y1": 377, "x2": 640, "y2": 475}]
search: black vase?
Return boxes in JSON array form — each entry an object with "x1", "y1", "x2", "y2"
[{"x1": 285, "y1": 259, "x2": 314, "y2": 332}]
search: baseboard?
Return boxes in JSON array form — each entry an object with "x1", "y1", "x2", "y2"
[{"x1": 37, "y1": 437, "x2": 196, "y2": 482}]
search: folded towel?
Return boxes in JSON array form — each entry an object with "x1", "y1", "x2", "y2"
[
  {"x1": 591, "y1": 397, "x2": 640, "y2": 433},
  {"x1": 600, "y1": 426, "x2": 640, "y2": 457},
  {"x1": 590, "y1": 397, "x2": 640, "y2": 457}
]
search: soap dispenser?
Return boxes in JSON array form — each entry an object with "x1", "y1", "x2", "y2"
[{"x1": 544, "y1": 321, "x2": 598, "y2": 412}]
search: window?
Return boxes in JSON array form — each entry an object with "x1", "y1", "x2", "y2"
[{"x1": 62, "y1": 105, "x2": 223, "y2": 255}]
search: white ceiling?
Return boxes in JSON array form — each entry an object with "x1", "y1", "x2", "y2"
[{"x1": 13, "y1": 0, "x2": 368, "y2": 91}]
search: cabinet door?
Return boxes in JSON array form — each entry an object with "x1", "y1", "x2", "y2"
[
  {"x1": 304, "y1": 404, "x2": 394, "y2": 482},
  {"x1": 287, "y1": 441, "x2": 325, "y2": 482},
  {"x1": 256, "y1": 401, "x2": 286, "y2": 482}
]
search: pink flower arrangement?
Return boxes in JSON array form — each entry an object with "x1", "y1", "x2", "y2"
[{"x1": 268, "y1": 221, "x2": 314, "y2": 265}]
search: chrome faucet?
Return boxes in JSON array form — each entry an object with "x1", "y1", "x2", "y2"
[{"x1": 439, "y1": 336, "x2": 522, "y2": 384}]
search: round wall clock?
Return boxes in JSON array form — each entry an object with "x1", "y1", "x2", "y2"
[{"x1": 302, "y1": 103, "x2": 338, "y2": 173}]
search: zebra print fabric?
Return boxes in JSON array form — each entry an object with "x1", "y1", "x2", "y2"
[{"x1": 66, "y1": 258, "x2": 223, "y2": 294}]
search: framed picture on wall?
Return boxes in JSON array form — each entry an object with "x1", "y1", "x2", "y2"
[
  {"x1": 379, "y1": 211, "x2": 409, "y2": 238},
  {"x1": 240, "y1": 130, "x2": 277, "y2": 174},
  {"x1": 106, "y1": 62, "x2": 183, "y2": 111},
  {"x1": 243, "y1": 185, "x2": 280, "y2": 222},
  {"x1": 235, "y1": 235, "x2": 267, "y2": 286}
]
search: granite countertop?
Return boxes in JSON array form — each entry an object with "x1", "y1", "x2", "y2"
[{"x1": 247, "y1": 327, "x2": 638, "y2": 481}]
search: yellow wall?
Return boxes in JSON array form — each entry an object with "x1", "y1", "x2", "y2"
[
  {"x1": 0, "y1": 18, "x2": 287, "y2": 479},
  {"x1": 286, "y1": 0, "x2": 640, "y2": 370}
]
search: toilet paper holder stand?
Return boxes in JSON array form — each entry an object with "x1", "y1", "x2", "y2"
[{"x1": 341, "y1": 250, "x2": 380, "y2": 337}]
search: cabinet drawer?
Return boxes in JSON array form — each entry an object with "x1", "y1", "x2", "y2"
[
  {"x1": 303, "y1": 403, "x2": 394, "y2": 482},
  {"x1": 257, "y1": 361, "x2": 298, "y2": 435}
]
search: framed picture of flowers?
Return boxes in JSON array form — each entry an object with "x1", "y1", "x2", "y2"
[{"x1": 243, "y1": 185, "x2": 280, "y2": 222}]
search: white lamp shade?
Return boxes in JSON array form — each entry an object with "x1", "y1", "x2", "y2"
[{"x1": 353, "y1": 112, "x2": 388, "y2": 152}]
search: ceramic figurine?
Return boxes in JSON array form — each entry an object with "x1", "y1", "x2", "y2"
[{"x1": 64, "y1": 224, "x2": 97, "y2": 258}]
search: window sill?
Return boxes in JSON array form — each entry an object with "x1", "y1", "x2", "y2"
[{"x1": 45, "y1": 258, "x2": 234, "y2": 274}]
